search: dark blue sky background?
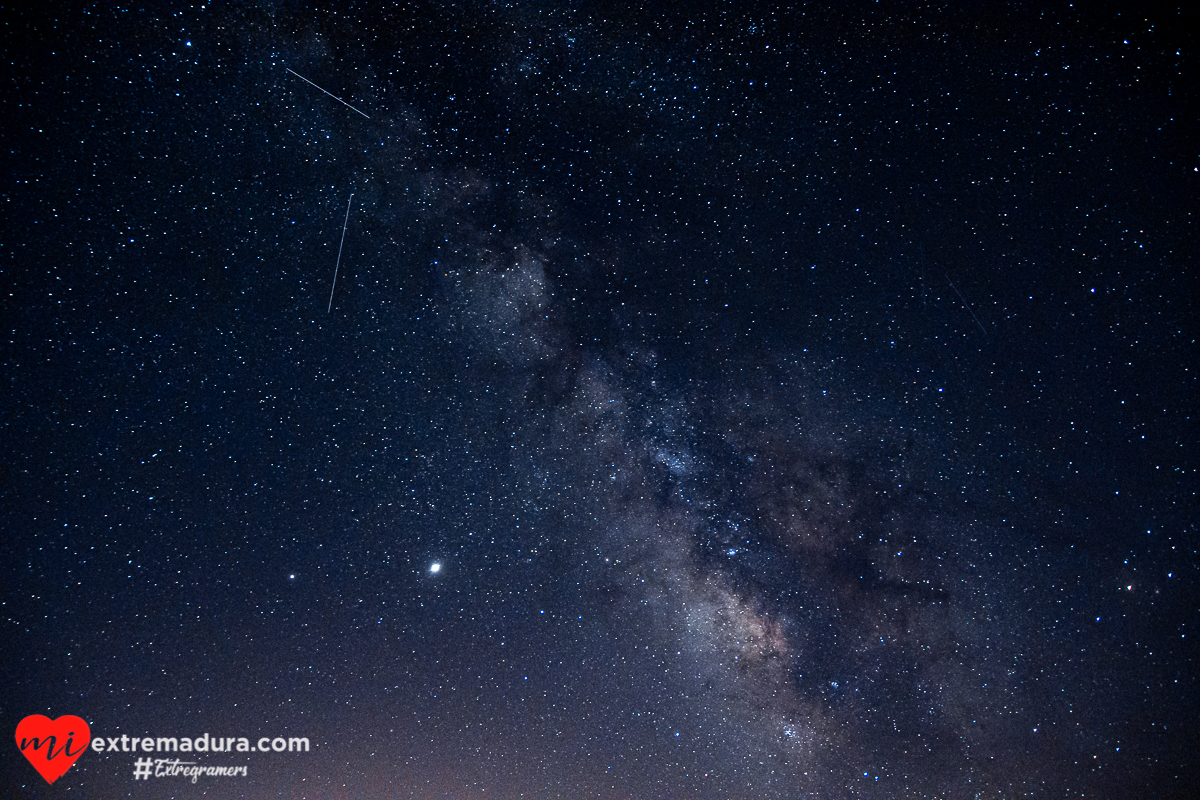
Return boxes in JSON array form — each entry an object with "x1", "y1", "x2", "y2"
[{"x1": 2, "y1": 2, "x2": 1196, "y2": 797}]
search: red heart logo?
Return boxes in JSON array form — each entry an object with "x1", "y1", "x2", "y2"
[{"x1": 15, "y1": 714, "x2": 91, "y2": 784}]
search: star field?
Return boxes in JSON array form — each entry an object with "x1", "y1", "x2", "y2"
[{"x1": 1, "y1": 2, "x2": 1196, "y2": 798}]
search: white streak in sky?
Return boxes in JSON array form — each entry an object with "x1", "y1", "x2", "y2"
[
  {"x1": 944, "y1": 273, "x2": 987, "y2": 336},
  {"x1": 328, "y1": 194, "x2": 353, "y2": 313},
  {"x1": 286, "y1": 67, "x2": 371, "y2": 119}
]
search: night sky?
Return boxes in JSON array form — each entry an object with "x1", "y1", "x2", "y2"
[{"x1": 2, "y1": 2, "x2": 1197, "y2": 798}]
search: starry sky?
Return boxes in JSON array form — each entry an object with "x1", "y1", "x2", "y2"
[{"x1": 2, "y1": 2, "x2": 1196, "y2": 798}]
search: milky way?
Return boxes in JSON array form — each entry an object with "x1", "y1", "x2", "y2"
[
  {"x1": 2, "y1": 3, "x2": 1194, "y2": 798},
  {"x1": 426, "y1": 166, "x2": 1044, "y2": 793}
]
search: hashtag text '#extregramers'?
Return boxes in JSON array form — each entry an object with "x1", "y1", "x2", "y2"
[{"x1": 133, "y1": 757, "x2": 249, "y2": 784}]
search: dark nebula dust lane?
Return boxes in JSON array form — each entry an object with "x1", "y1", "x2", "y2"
[{"x1": 1, "y1": 2, "x2": 1196, "y2": 798}]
